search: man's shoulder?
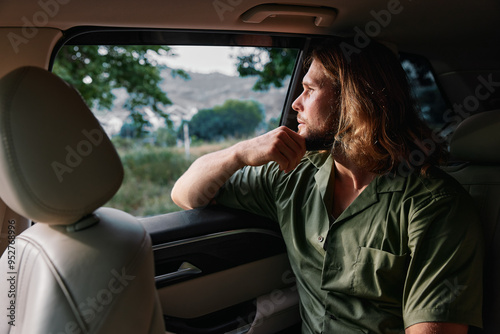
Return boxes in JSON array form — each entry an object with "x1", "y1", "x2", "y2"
[
  {"x1": 236, "y1": 152, "x2": 329, "y2": 185},
  {"x1": 260, "y1": 151, "x2": 331, "y2": 187},
  {"x1": 412, "y1": 166, "x2": 468, "y2": 196},
  {"x1": 378, "y1": 165, "x2": 472, "y2": 203},
  {"x1": 394, "y1": 166, "x2": 475, "y2": 215}
]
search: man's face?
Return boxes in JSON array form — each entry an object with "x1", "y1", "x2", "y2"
[{"x1": 292, "y1": 59, "x2": 338, "y2": 151}]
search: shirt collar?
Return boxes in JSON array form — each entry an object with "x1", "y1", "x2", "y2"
[
  {"x1": 306, "y1": 151, "x2": 331, "y2": 169},
  {"x1": 307, "y1": 152, "x2": 334, "y2": 201},
  {"x1": 307, "y1": 151, "x2": 407, "y2": 221},
  {"x1": 306, "y1": 151, "x2": 407, "y2": 195}
]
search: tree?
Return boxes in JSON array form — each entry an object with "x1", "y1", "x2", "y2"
[
  {"x1": 155, "y1": 126, "x2": 178, "y2": 147},
  {"x1": 236, "y1": 48, "x2": 298, "y2": 91},
  {"x1": 119, "y1": 122, "x2": 137, "y2": 139},
  {"x1": 53, "y1": 45, "x2": 189, "y2": 137},
  {"x1": 187, "y1": 100, "x2": 264, "y2": 141},
  {"x1": 267, "y1": 117, "x2": 280, "y2": 131}
]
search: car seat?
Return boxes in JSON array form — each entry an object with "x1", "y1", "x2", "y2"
[
  {"x1": 0, "y1": 66, "x2": 165, "y2": 333},
  {"x1": 445, "y1": 109, "x2": 500, "y2": 333}
]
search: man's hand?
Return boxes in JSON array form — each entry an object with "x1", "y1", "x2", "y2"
[{"x1": 234, "y1": 126, "x2": 306, "y2": 173}]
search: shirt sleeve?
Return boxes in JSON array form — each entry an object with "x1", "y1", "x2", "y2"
[
  {"x1": 402, "y1": 189, "x2": 484, "y2": 329},
  {"x1": 215, "y1": 162, "x2": 280, "y2": 222}
]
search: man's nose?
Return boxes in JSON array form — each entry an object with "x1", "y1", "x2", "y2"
[{"x1": 292, "y1": 93, "x2": 303, "y2": 112}]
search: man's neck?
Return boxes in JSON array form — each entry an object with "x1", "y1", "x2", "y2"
[
  {"x1": 331, "y1": 154, "x2": 377, "y2": 218},
  {"x1": 333, "y1": 155, "x2": 376, "y2": 190}
]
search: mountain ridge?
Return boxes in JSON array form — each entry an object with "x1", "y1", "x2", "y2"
[{"x1": 95, "y1": 70, "x2": 290, "y2": 135}]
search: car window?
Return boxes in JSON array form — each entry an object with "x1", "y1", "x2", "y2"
[
  {"x1": 52, "y1": 44, "x2": 299, "y2": 217},
  {"x1": 400, "y1": 53, "x2": 449, "y2": 133},
  {"x1": 52, "y1": 41, "x2": 448, "y2": 217}
]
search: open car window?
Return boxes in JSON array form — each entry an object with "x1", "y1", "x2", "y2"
[
  {"x1": 52, "y1": 34, "x2": 301, "y2": 217},
  {"x1": 51, "y1": 31, "x2": 448, "y2": 217}
]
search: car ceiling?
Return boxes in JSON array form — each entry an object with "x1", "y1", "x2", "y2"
[{"x1": 0, "y1": 0, "x2": 499, "y2": 73}]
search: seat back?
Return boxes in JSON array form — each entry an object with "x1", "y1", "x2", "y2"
[
  {"x1": 0, "y1": 66, "x2": 164, "y2": 333},
  {"x1": 446, "y1": 109, "x2": 500, "y2": 333}
]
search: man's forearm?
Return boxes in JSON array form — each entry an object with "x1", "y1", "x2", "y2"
[
  {"x1": 171, "y1": 146, "x2": 244, "y2": 210},
  {"x1": 405, "y1": 322, "x2": 468, "y2": 334},
  {"x1": 171, "y1": 126, "x2": 306, "y2": 210}
]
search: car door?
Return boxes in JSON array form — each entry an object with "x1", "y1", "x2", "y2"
[
  {"x1": 52, "y1": 29, "x2": 308, "y2": 334},
  {"x1": 142, "y1": 205, "x2": 300, "y2": 334}
]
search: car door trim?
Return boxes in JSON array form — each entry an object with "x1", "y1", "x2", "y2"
[{"x1": 152, "y1": 228, "x2": 282, "y2": 251}]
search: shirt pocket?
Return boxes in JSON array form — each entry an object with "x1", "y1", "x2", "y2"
[{"x1": 351, "y1": 247, "x2": 408, "y2": 305}]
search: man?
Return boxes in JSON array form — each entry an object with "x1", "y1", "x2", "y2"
[{"x1": 171, "y1": 39, "x2": 483, "y2": 333}]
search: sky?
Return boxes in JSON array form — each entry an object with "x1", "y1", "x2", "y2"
[{"x1": 159, "y1": 46, "x2": 241, "y2": 76}]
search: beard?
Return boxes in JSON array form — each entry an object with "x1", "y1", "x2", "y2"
[
  {"x1": 304, "y1": 130, "x2": 336, "y2": 151},
  {"x1": 302, "y1": 111, "x2": 338, "y2": 151}
]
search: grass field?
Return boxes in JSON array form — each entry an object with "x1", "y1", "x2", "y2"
[{"x1": 105, "y1": 138, "x2": 238, "y2": 217}]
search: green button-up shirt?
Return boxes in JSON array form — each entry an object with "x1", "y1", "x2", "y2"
[{"x1": 216, "y1": 152, "x2": 483, "y2": 333}]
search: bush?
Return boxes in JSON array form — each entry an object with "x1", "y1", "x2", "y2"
[
  {"x1": 187, "y1": 100, "x2": 264, "y2": 141},
  {"x1": 105, "y1": 139, "x2": 238, "y2": 217},
  {"x1": 105, "y1": 145, "x2": 193, "y2": 216}
]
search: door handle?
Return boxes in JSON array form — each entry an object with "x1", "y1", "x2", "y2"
[
  {"x1": 241, "y1": 4, "x2": 337, "y2": 27},
  {"x1": 155, "y1": 262, "x2": 202, "y2": 285}
]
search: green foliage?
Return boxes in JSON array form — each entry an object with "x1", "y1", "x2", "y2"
[
  {"x1": 119, "y1": 122, "x2": 138, "y2": 139},
  {"x1": 107, "y1": 138, "x2": 237, "y2": 216},
  {"x1": 187, "y1": 99, "x2": 264, "y2": 141},
  {"x1": 154, "y1": 126, "x2": 178, "y2": 147},
  {"x1": 120, "y1": 146, "x2": 189, "y2": 185},
  {"x1": 106, "y1": 141, "x2": 194, "y2": 216},
  {"x1": 236, "y1": 48, "x2": 299, "y2": 91},
  {"x1": 267, "y1": 117, "x2": 280, "y2": 131},
  {"x1": 53, "y1": 45, "x2": 189, "y2": 137}
]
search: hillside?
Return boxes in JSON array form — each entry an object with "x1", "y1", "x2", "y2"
[{"x1": 95, "y1": 70, "x2": 290, "y2": 136}]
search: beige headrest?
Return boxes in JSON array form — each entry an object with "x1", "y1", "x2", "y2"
[
  {"x1": 450, "y1": 110, "x2": 500, "y2": 163},
  {"x1": 0, "y1": 67, "x2": 123, "y2": 225}
]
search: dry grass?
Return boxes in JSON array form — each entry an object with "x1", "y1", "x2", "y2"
[{"x1": 106, "y1": 138, "x2": 244, "y2": 217}]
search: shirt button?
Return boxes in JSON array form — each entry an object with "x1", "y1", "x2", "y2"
[{"x1": 318, "y1": 236, "x2": 325, "y2": 242}]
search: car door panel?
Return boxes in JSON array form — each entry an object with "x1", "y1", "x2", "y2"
[{"x1": 140, "y1": 206, "x2": 300, "y2": 334}]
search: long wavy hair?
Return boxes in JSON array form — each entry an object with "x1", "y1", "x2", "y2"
[{"x1": 307, "y1": 38, "x2": 447, "y2": 175}]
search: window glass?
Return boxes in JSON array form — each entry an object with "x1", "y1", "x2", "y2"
[
  {"x1": 400, "y1": 53, "x2": 449, "y2": 132},
  {"x1": 53, "y1": 45, "x2": 298, "y2": 216}
]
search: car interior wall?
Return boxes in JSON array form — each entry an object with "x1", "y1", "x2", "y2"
[
  {"x1": 0, "y1": 28, "x2": 62, "y2": 77},
  {"x1": 0, "y1": 0, "x2": 337, "y2": 34},
  {"x1": 0, "y1": 198, "x2": 31, "y2": 254}
]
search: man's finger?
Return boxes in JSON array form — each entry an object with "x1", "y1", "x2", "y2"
[{"x1": 277, "y1": 127, "x2": 306, "y2": 167}]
